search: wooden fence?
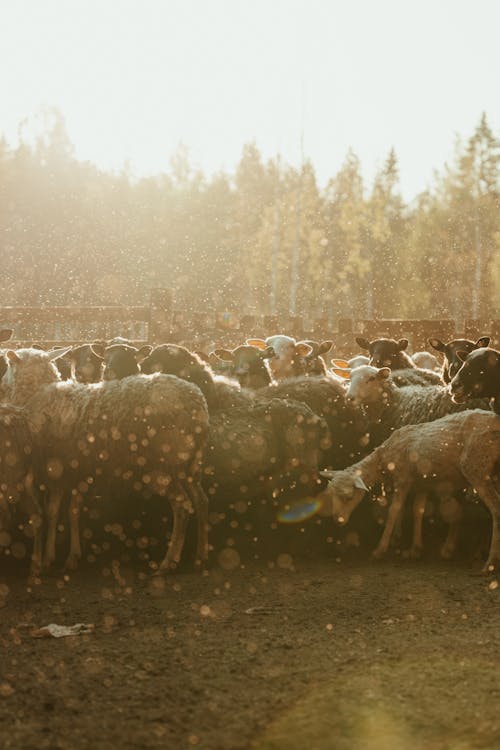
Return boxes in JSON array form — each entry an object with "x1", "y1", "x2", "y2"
[{"x1": 1, "y1": 288, "x2": 499, "y2": 357}]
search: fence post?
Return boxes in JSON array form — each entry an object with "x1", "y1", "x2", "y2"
[{"x1": 149, "y1": 288, "x2": 173, "y2": 343}]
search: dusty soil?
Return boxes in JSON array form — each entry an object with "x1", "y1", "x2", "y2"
[{"x1": 2, "y1": 527, "x2": 500, "y2": 750}]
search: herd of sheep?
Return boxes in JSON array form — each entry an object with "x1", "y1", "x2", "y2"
[{"x1": 0, "y1": 327, "x2": 498, "y2": 577}]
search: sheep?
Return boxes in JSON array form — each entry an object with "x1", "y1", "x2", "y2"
[
  {"x1": 317, "y1": 410, "x2": 500, "y2": 570},
  {"x1": 246, "y1": 335, "x2": 313, "y2": 380},
  {"x1": 297, "y1": 340, "x2": 334, "y2": 376},
  {"x1": 211, "y1": 344, "x2": 275, "y2": 389},
  {"x1": 140, "y1": 344, "x2": 328, "y2": 501},
  {"x1": 348, "y1": 355, "x2": 370, "y2": 370},
  {"x1": 355, "y1": 336, "x2": 442, "y2": 386},
  {"x1": 346, "y1": 365, "x2": 491, "y2": 447},
  {"x1": 450, "y1": 347, "x2": 500, "y2": 416},
  {"x1": 429, "y1": 336, "x2": 490, "y2": 383},
  {"x1": 0, "y1": 404, "x2": 43, "y2": 572},
  {"x1": 1, "y1": 347, "x2": 210, "y2": 571},
  {"x1": 98, "y1": 343, "x2": 153, "y2": 380}
]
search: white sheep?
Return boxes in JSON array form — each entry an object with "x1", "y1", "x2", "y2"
[
  {"x1": 346, "y1": 365, "x2": 490, "y2": 446},
  {"x1": 1, "y1": 347, "x2": 210, "y2": 571},
  {"x1": 246, "y1": 335, "x2": 313, "y2": 380},
  {"x1": 318, "y1": 410, "x2": 500, "y2": 570}
]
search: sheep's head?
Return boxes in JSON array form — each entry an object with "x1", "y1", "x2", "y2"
[
  {"x1": 450, "y1": 347, "x2": 499, "y2": 402},
  {"x1": 2, "y1": 347, "x2": 71, "y2": 399},
  {"x1": 212, "y1": 344, "x2": 274, "y2": 388},
  {"x1": 100, "y1": 343, "x2": 152, "y2": 381},
  {"x1": 247, "y1": 335, "x2": 313, "y2": 380},
  {"x1": 318, "y1": 469, "x2": 368, "y2": 525},
  {"x1": 429, "y1": 336, "x2": 490, "y2": 383},
  {"x1": 346, "y1": 365, "x2": 391, "y2": 406},
  {"x1": 356, "y1": 337, "x2": 412, "y2": 369}
]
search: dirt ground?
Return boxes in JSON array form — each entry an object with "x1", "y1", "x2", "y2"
[{"x1": 2, "y1": 518, "x2": 500, "y2": 750}]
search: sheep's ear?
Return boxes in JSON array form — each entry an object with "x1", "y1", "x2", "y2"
[
  {"x1": 353, "y1": 475, "x2": 369, "y2": 491},
  {"x1": 295, "y1": 342, "x2": 313, "y2": 357},
  {"x1": 246, "y1": 338, "x2": 267, "y2": 350},
  {"x1": 0, "y1": 329, "x2": 13, "y2": 343},
  {"x1": 428, "y1": 338, "x2": 445, "y2": 353},
  {"x1": 397, "y1": 339, "x2": 409, "y2": 350},
  {"x1": 91, "y1": 342, "x2": 106, "y2": 358},
  {"x1": 476, "y1": 336, "x2": 490, "y2": 349},
  {"x1": 377, "y1": 367, "x2": 391, "y2": 379},
  {"x1": 456, "y1": 350, "x2": 469, "y2": 363},
  {"x1": 48, "y1": 347, "x2": 73, "y2": 361},
  {"x1": 320, "y1": 469, "x2": 335, "y2": 479},
  {"x1": 317, "y1": 340, "x2": 334, "y2": 355},
  {"x1": 212, "y1": 348, "x2": 234, "y2": 362},
  {"x1": 136, "y1": 345, "x2": 152, "y2": 361},
  {"x1": 6, "y1": 350, "x2": 21, "y2": 364},
  {"x1": 331, "y1": 358, "x2": 350, "y2": 368},
  {"x1": 89, "y1": 346, "x2": 105, "y2": 361},
  {"x1": 260, "y1": 346, "x2": 275, "y2": 360},
  {"x1": 356, "y1": 337, "x2": 371, "y2": 350},
  {"x1": 331, "y1": 367, "x2": 351, "y2": 380}
]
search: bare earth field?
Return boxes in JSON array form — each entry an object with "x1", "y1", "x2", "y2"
[{"x1": 2, "y1": 544, "x2": 500, "y2": 750}]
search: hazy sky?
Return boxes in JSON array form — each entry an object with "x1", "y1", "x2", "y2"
[{"x1": 1, "y1": 0, "x2": 499, "y2": 198}]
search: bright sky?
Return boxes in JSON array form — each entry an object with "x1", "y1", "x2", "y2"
[{"x1": 1, "y1": 0, "x2": 499, "y2": 198}]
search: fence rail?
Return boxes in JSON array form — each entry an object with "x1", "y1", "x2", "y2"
[{"x1": 1, "y1": 289, "x2": 499, "y2": 356}]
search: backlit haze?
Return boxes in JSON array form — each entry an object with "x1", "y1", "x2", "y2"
[{"x1": 1, "y1": 0, "x2": 499, "y2": 198}]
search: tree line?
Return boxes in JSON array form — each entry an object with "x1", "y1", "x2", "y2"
[{"x1": 1, "y1": 110, "x2": 498, "y2": 322}]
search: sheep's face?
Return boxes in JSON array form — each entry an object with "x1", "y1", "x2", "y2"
[
  {"x1": 318, "y1": 471, "x2": 367, "y2": 525},
  {"x1": 2, "y1": 348, "x2": 68, "y2": 390},
  {"x1": 212, "y1": 345, "x2": 273, "y2": 388},
  {"x1": 71, "y1": 345, "x2": 104, "y2": 383},
  {"x1": 450, "y1": 348, "x2": 499, "y2": 402},
  {"x1": 429, "y1": 337, "x2": 490, "y2": 383},
  {"x1": 246, "y1": 336, "x2": 313, "y2": 381},
  {"x1": 101, "y1": 344, "x2": 151, "y2": 381},
  {"x1": 295, "y1": 340, "x2": 332, "y2": 377},
  {"x1": 356, "y1": 337, "x2": 411, "y2": 369},
  {"x1": 346, "y1": 365, "x2": 391, "y2": 406}
]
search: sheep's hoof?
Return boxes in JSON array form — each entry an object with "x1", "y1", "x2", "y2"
[
  {"x1": 440, "y1": 544, "x2": 455, "y2": 560},
  {"x1": 481, "y1": 561, "x2": 498, "y2": 575},
  {"x1": 64, "y1": 556, "x2": 80, "y2": 571}
]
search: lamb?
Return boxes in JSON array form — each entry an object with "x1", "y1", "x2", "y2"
[
  {"x1": 0, "y1": 404, "x2": 43, "y2": 572},
  {"x1": 98, "y1": 343, "x2": 153, "y2": 380},
  {"x1": 346, "y1": 365, "x2": 491, "y2": 447},
  {"x1": 355, "y1": 336, "x2": 442, "y2": 386},
  {"x1": 140, "y1": 344, "x2": 328, "y2": 500},
  {"x1": 450, "y1": 347, "x2": 500, "y2": 415},
  {"x1": 429, "y1": 336, "x2": 490, "y2": 383},
  {"x1": 1, "y1": 347, "x2": 210, "y2": 571},
  {"x1": 317, "y1": 410, "x2": 500, "y2": 571}
]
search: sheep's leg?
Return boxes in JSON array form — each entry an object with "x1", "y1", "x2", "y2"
[
  {"x1": 187, "y1": 482, "x2": 209, "y2": 564},
  {"x1": 409, "y1": 492, "x2": 426, "y2": 559},
  {"x1": 159, "y1": 490, "x2": 190, "y2": 570},
  {"x1": 439, "y1": 495, "x2": 463, "y2": 560},
  {"x1": 65, "y1": 493, "x2": 83, "y2": 570},
  {"x1": 474, "y1": 482, "x2": 500, "y2": 573},
  {"x1": 43, "y1": 487, "x2": 64, "y2": 568},
  {"x1": 372, "y1": 485, "x2": 408, "y2": 559}
]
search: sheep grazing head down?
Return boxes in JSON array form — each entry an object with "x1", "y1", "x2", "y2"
[
  {"x1": 318, "y1": 469, "x2": 368, "y2": 525},
  {"x1": 346, "y1": 365, "x2": 391, "y2": 406}
]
